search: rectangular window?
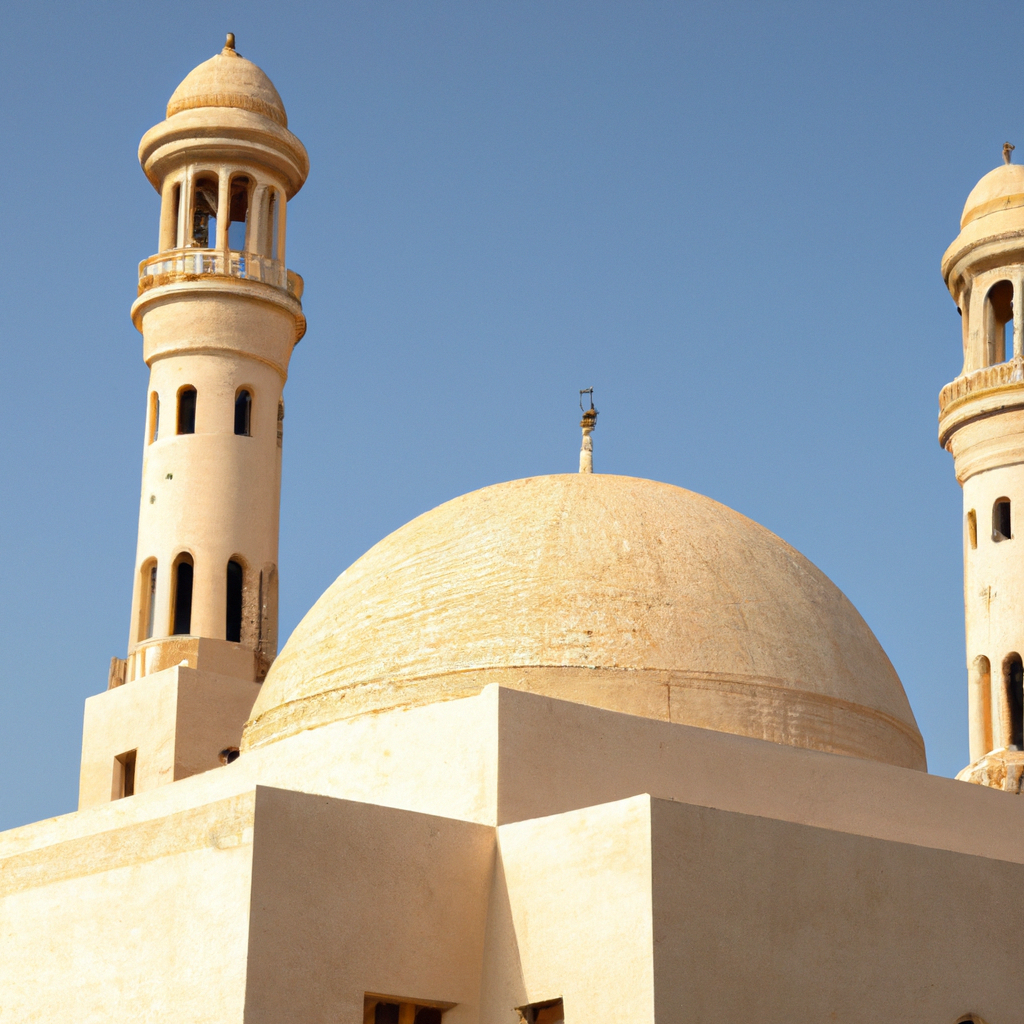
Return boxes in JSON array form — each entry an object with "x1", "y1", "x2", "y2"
[
  {"x1": 517, "y1": 1000, "x2": 564, "y2": 1024},
  {"x1": 363, "y1": 995, "x2": 452, "y2": 1024},
  {"x1": 113, "y1": 749, "x2": 137, "y2": 799}
]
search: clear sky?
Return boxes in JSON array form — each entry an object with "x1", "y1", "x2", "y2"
[{"x1": 0, "y1": 1, "x2": 1012, "y2": 830}]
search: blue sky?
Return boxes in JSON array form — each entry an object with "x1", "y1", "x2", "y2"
[{"x1": 0, "y1": 1, "x2": 1012, "y2": 829}]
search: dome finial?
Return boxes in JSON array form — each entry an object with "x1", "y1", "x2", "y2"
[
  {"x1": 579, "y1": 388, "x2": 597, "y2": 473},
  {"x1": 224, "y1": 32, "x2": 236, "y2": 54},
  {"x1": 1004, "y1": 141, "x2": 1015, "y2": 164}
]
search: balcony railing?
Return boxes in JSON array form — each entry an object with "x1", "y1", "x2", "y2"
[
  {"x1": 939, "y1": 358, "x2": 1024, "y2": 413},
  {"x1": 138, "y1": 248, "x2": 303, "y2": 301}
]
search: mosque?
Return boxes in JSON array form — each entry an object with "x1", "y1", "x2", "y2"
[{"x1": 2, "y1": 36, "x2": 1024, "y2": 1024}]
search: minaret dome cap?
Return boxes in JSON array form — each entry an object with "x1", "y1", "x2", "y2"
[
  {"x1": 166, "y1": 36, "x2": 288, "y2": 128},
  {"x1": 960, "y1": 161, "x2": 1024, "y2": 229}
]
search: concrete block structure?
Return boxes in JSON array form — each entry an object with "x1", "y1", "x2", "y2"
[{"x1": 1, "y1": 34, "x2": 1023, "y2": 1024}]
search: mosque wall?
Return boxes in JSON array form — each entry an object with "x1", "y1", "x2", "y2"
[
  {"x1": 484, "y1": 795, "x2": 657, "y2": 1023},
  {"x1": 79, "y1": 665, "x2": 261, "y2": 808},
  {"x1": 649, "y1": 797, "x2": 1024, "y2": 1023},
  {"x1": 488, "y1": 687, "x2": 1024, "y2": 859},
  {"x1": 242, "y1": 787, "x2": 494, "y2": 1024},
  {"x1": 246, "y1": 688, "x2": 503, "y2": 825},
  {"x1": 0, "y1": 791, "x2": 255, "y2": 1023}
]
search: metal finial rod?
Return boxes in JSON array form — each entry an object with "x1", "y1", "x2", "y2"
[
  {"x1": 1005, "y1": 142, "x2": 1015, "y2": 165},
  {"x1": 578, "y1": 388, "x2": 597, "y2": 474}
]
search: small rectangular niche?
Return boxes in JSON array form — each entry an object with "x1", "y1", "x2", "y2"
[
  {"x1": 363, "y1": 994, "x2": 454, "y2": 1024},
  {"x1": 113, "y1": 749, "x2": 137, "y2": 799},
  {"x1": 967, "y1": 509, "x2": 978, "y2": 549},
  {"x1": 517, "y1": 999, "x2": 565, "y2": 1024}
]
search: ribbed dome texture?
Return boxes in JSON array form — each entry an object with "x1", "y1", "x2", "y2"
[{"x1": 244, "y1": 474, "x2": 925, "y2": 770}]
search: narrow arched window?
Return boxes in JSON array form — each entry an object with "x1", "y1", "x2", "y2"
[
  {"x1": 967, "y1": 509, "x2": 978, "y2": 549},
  {"x1": 277, "y1": 400, "x2": 284, "y2": 448},
  {"x1": 177, "y1": 387, "x2": 196, "y2": 434},
  {"x1": 172, "y1": 555, "x2": 194, "y2": 635},
  {"x1": 984, "y1": 280, "x2": 1014, "y2": 365},
  {"x1": 148, "y1": 391, "x2": 160, "y2": 444},
  {"x1": 1004, "y1": 653, "x2": 1023, "y2": 749},
  {"x1": 993, "y1": 498, "x2": 1011, "y2": 540},
  {"x1": 138, "y1": 560, "x2": 157, "y2": 642},
  {"x1": 234, "y1": 389, "x2": 252, "y2": 436},
  {"x1": 226, "y1": 559, "x2": 244, "y2": 643}
]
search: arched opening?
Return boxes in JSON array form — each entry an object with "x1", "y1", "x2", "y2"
[
  {"x1": 277, "y1": 400, "x2": 284, "y2": 448},
  {"x1": 1003, "y1": 653, "x2": 1023, "y2": 749},
  {"x1": 137, "y1": 559, "x2": 157, "y2": 642},
  {"x1": 171, "y1": 554, "x2": 194, "y2": 636},
  {"x1": 984, "y1": 279, "x2": 1013, "y2": 365},
  {"x1": 228, "y1": 174, "x2": 251, "y2": 251},
  {"x1": 191, "y1": 174, "x2": 218, "y2": 248},
  {"x1": 226, "y1": 559, "x2": 244, "y2": 643},
  {"x1": 234, "y1": 388, "x2": 252, "y2": 436},
  {"x1": 177, "y1": 387, "x2": 197, "y2": 435},
  {"x1": 971, "y1": 655, "x2": 993, "y2": 756},
  {"x1": 967, "y1": 509, "x2": 978, "y2": 549},
  {"x1": 993, "y1": 498, "x2": 1011, "y2": 540},
  {"x1": 148, "y1": 391, "x2": 160, "y2": 444}
]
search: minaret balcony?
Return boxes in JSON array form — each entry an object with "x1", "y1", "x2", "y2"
[
  {"x1": 137, "y1": 248, "x2": 303, "y2": 301},
  {"x1": 939, "y1": 359, "x2": 1024, "y2": 415}
]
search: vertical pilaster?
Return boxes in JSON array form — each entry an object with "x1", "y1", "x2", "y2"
[{"x1": 216, "y1": 170, "x2": 230, "y2": 251}]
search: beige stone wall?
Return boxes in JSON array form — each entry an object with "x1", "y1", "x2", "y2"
[
  {"x1": 79, "y1": 665, "x2": 261, "y2": 809},
  {"x1": 649, "y1": 796, "x2": 1024, "y2": 1022},
  {"x1": 0, "y1": 792, "x2": 255, "y2": 1023},
  {"x1": 485, "y1": 795, "x2": 656, "y2": 1023},
  {"x1": 244, "y1": 788, "x2": 494, "y2": 1024},
  {"x1": 6, "y1": 689, "x2": 1024, "y2": 1020}
]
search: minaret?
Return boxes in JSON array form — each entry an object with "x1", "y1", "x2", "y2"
[
  {"x1": 78, "y1": 37, "x2": 309, "y2": 807},
  {"x1": 941, "y1": 144, "x2": 1024, "y2": 793}
]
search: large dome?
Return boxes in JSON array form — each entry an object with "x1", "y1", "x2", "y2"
[{"x1": 243, "y1": 474, "x2": 925, "y2": 769}]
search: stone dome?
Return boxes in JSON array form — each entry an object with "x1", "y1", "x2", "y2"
[
  {"x1": 167, "y1": 39, "x2": 287, "y2": 127},
  {"x1": 960, "y1": 163, "x2": 1024, "y2": 228},
  {"x1": 243, "y1": 474, "x2": 925, "y2": 770}
]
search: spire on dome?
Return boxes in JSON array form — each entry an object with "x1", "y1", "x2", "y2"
[{"x1": 579, "y1": 388, "x2": 597, "y2": 473}]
